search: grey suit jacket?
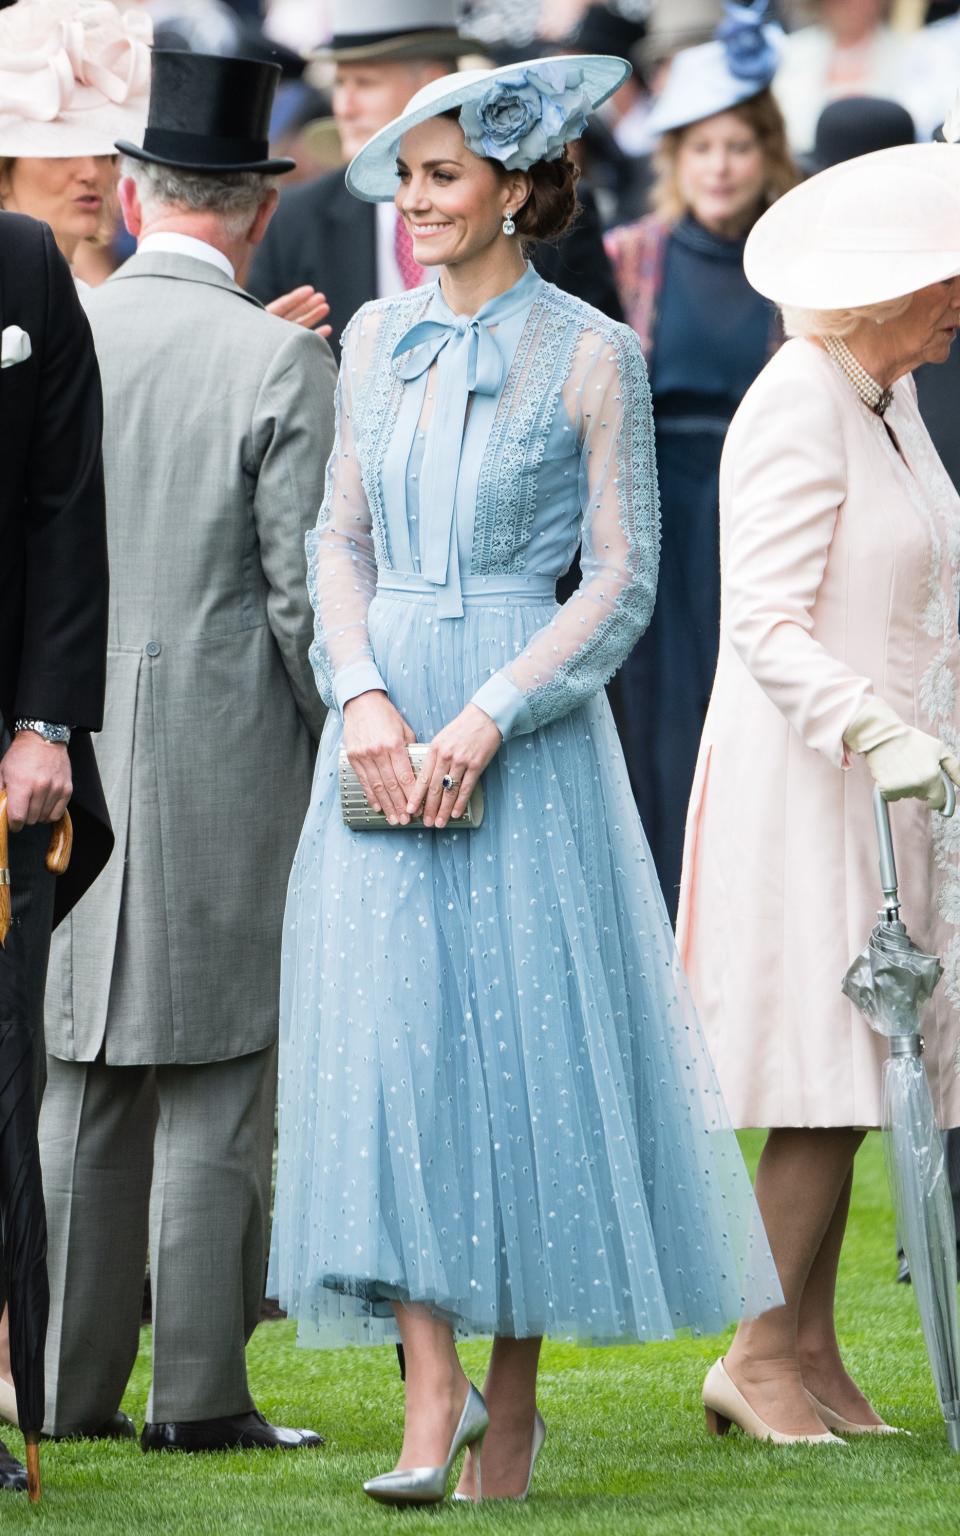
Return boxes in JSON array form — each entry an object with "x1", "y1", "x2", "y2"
[{"x1": 45, "y1": 252, "x2": 336, "y2": 1064}]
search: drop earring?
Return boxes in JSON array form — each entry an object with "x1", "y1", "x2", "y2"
[{"x1": 502, "y1": 211, "x2": 516, "y2": 237}]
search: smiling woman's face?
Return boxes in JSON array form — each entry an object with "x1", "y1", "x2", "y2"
[
  {"x1": 1, "y1": 155, "x2": 116, "y2": 260},
  {"x1": 394, "y1": 115, "x2": 528, "y2": 271}
]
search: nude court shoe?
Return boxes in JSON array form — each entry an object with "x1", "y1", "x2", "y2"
[
  {"x1": 805, "y1": 1390, "x2": 906, "y2": 1436},
  {"x1": 363, "y1": 1383, "x2": 489, "y2": 1506},
  {"x1": 702, "y1": 1359, "x2": 845, "y2": 1446}
]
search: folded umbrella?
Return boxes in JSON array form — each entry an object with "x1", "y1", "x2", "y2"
[
  {"x1": 843, "y1": 776, "x2": 960, "y2": 1450},
  {"x1": 0, "y1": 792, "x2": 74, "y2": 1501}
]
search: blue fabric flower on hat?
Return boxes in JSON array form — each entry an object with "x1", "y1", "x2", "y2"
[
  {"x1": 460, "y1": 61, "x2": 592, "y2": 170},
  {"x1": 717, "y1": 1, "x2": 777, "y2": 86}
]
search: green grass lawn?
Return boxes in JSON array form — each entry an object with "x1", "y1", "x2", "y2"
[{"x1": 6, "y1": 1132, "x2": 960, "y2": 1534}]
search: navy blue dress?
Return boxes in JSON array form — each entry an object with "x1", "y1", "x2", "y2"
[{"x1": 613, "y1": 214, "x2": 775, "y2": 921}]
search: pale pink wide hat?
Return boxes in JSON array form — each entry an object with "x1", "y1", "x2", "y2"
[
  {"x1": 0, "y1": 0, "x2": 151, "y2": 158},
  {"x1": 745, "y1": 142, "x2": 960, "y2": 311}
]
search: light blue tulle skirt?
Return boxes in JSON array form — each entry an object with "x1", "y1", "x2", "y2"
[{"x1": 268, "y1": 576, "x2": 781, "y2": 1348}]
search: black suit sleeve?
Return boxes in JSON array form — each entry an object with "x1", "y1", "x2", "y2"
[
  {"x1": 15, "y1": 226, "x2": 108, "y2": 730},
  {"x1": 532, "y1": 185, "x2": 624, "y2": 323}
]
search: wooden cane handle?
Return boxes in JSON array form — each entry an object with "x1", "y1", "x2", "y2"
[
  {"x1": 0, "y1": 794, "x2": 72, "y2": 950},
  {"x1": 45, "y1": 810, "x2": 73, "y2": 876}
]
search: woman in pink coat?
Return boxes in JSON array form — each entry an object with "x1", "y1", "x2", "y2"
[{"x1": 678, "y1": 142, "x2": 960, "y2": 1444}]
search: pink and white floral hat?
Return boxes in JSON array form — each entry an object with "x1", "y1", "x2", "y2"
[{"x1": 0, "y1": 0, "x2": 151, "y2": 158}]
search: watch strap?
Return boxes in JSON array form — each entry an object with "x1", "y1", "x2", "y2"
[{"x1": 14, "y1": 719, "x2": 72, "y2": 745}]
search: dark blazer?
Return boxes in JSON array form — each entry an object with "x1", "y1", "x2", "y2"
[
  {"x1": 0, "y1": 213, "x2": 112, "y2": 922},
  {"x1": 248, "y1": 168, "x2": 624, "y2": 355}
]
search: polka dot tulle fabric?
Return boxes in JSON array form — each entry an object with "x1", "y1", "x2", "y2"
[{"x1": 268, "y1": 271, "x2": 781, "y2": 1346}]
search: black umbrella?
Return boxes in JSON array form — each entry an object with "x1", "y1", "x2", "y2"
[
  {"x1": 0, "y1": 1011, "x2": 47, "y2": 1498},
  {"x1": 0, "y1": 795, "x2": 73, "y2": 1502}
]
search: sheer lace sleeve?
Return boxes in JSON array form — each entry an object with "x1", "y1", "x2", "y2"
[
  {"x1": 471, "y1": 323, "x2": 659, "y2": 739},
  {"x1": 306, "y1": 311, "x2": 386, "y2": 713}
]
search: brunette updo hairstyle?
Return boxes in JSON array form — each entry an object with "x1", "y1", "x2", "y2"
[
  {"x1": 503, "y1": 148, "x2": 580, "y2": 244},
  {"x1": 440, "y1": 108, "x2": 580, "y2": 244}
]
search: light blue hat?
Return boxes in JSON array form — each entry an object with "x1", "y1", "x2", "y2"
[
  {"x1": 345, "y1": 53, "x2": 631, "y2": 203},
  {"x1": 645, "y1": 2, "x2": 782, "y2": 137}
]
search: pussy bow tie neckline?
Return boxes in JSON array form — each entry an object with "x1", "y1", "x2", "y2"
[{"x1": 391, "y1": 266, "x2": 541, "y2": 618}]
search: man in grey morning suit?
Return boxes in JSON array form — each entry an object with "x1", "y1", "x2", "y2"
[{"x1": 39, "y1": 51, "x2": 335, "y2": 1452}]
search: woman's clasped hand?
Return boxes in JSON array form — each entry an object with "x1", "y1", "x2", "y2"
[{"x1": 343, "y1": 691, "x2": 502, "y2": 827}]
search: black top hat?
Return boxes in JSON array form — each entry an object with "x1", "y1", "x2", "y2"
[
  {"x1": 806, "y1": 96, "x2": 915, "y2": 175},
  {"x1": 116, "y1": 50, "x2": 295, "y2": 175},
  {"x1": 570, "y1": 4, "x2": 647, "y2": 60}
]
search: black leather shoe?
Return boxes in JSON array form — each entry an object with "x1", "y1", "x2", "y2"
[
  {"x1": 141, "y1": 1410, "x2": 324, "y2": 1453},
  {"x1": 45, "y1": 1411, "x2": 137, "y2": 1443},
  {"x1": 0, "y1": 1438, "x2": 27, "y2": 1493}
]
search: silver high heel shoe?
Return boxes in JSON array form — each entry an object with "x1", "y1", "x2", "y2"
[
  {"x1": 452, "y1": 1408, "x2": 546, "y2": 1503},
  {"x1": 363, "y1": 1383, "x2": 489, "y2": 1506}
]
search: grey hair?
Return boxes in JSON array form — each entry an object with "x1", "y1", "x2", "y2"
[
  {"x1": 780, "y1": 294, "x2": 914, "y2": 339},
  {"x1": 120, "y1": 156, "x2": 277, "y2": 239}
]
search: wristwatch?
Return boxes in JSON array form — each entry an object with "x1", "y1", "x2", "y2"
[{"x1": 14, "y1": 718, "x2": 72, "y2": 746}]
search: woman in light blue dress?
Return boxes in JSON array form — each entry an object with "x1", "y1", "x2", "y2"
[{"x1": 270, "y1": 56, "x2": 781, "y2": 1505}]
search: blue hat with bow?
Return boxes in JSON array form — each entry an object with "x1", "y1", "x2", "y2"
[
  {"x1": 644, "y1": 2, "x2": 782, "y2": 137},
  {"x1": 346, "y1": 53, "x2": 630, "y2": 203}
]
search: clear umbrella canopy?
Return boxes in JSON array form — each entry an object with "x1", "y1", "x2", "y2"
[{"x1": 843, "y1": 779, "x2": 960, "y2": 1450}]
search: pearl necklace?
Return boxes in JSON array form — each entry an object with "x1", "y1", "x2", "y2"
[{"x1": 823, "y1": 336, "x2": 894, "y2": 418}]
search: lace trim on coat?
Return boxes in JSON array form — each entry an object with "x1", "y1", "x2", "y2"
[{"x1": 891, "y1": 405, "x2": 960, "y2": 1009}]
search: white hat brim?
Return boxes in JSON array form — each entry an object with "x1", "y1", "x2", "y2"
[
  {"x1": 0, "y1": 101, "x2": 147, "y2": 158},
  {"x1": 745, "y1": 143, "x2": 960, "y2": 310},
  {"x1": 345, "y1": 53, "x2": 630, "y2": 203}
]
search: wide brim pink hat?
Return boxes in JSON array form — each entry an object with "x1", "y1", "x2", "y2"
[
  {"x1": 744, "y1": 142, "x2": 960, "y2": 311},
  {"x1": 0, "y1": 0, "x2": 151, "y2": 159}
]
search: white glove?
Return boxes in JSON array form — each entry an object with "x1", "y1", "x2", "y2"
[{"x1": 843, "y1": 697, "x2": 960, "y2": 809}]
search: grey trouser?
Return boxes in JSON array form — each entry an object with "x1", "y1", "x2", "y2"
[{"x1": 39, "y1": 1043, "x2": 276, "y2": 1432}]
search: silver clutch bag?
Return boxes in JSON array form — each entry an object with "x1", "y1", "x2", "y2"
[{"x1": 339, "y1": 745, "x2": 485, "y2": 831}]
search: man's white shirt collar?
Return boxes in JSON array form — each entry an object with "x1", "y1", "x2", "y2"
[{"x1": 138, "y1": 233, "x2": 236, "y2": 281}]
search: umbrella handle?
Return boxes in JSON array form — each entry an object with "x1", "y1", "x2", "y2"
[
  {"x1": 0, "y1": 794, "x2": 74, "y2": 948},
  {"x1": 874, "y1": 773, "x2": 957, "y2": 916}
]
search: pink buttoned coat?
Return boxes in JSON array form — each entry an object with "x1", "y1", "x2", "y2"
[{"x1": 677, "y1": 337, "x2": 960, "y2": 1129}]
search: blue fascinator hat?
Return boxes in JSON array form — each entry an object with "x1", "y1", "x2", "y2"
[
  {"x1": 644, "y1": 1, "x2": 782, "y2": 137},
  {"x1": 345, "y1": 53, "x2": 630, "y2": 203}
]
